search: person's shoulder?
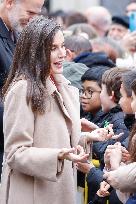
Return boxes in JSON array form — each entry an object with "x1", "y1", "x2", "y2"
[
  {"x1": 110, "y1": 106, "x2": 125, "y2": 121},
  {"x1": 6, "y1": 80, "x2": 27, "y2": 98},
  {"x1": 112, "y1": 111, "x2": 125, "y2": 123},
  {"x1": 10, "y1": 79, "x2": 27, "y2": 92},
  {"x1": 4, "y1": 80, "x2": 28, "y2": 107}
]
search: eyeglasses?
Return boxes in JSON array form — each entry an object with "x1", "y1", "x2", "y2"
[{"x1": 79, "y1": 88, "x2": 101, "y2": 99}]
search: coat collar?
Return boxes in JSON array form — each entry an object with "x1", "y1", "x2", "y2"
[{"x1": 46, "y1": 74, "x2": 71, "y2": 96}]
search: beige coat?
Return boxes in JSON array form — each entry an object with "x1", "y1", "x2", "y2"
[
  {"x1": 106, "y1": 162, "x2": 136, "y2": 193},
  {"x1": 0, "y1": 74, "x2": 81, "y2": 204}
]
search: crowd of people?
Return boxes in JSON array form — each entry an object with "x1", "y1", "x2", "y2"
[{"x1": 0, "y1": 0, "x2": 136, "y2": 204}]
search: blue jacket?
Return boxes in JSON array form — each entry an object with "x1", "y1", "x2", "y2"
[{"x1": 126, "y1": 194, "x2": 136, "y2": 204}]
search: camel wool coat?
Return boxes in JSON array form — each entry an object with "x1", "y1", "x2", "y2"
[{"x1": 0, "y1": 74, "x2": 81, "y2": 204}]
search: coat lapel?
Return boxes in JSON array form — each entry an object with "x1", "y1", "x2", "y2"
[{"x1": 46, "y1": 77, "x2": 72, "y2": 121}]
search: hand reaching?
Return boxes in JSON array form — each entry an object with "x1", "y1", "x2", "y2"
[
  {"x1": 82, "y1": 126, "x2": 114, "y2": 142},
  {"x1": 105, "y1": 124, "x2": 124, "y2": 140},
  {"x1": 97, "y1": 181, "x2": 111, "y2": 197},
  {"x1": 58, "y1": 145, "x2": 89, "y2": 163},
  {"x1": 110, "y1": 143, "x2": 122, "y2": 170},
  {"x1": 76, "y1": 161, "x2": 94, "y2": 174},
  {"x1": 81, "y1": 118, "x2": 99, "y2": 132},
  {"x1": 104, "y1": 142, "x2": 122, "y2": 170},
  {"x1": 121, "y1": 146, "x2": 131, "y2": 162}
]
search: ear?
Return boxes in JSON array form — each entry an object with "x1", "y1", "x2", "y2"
[
  {"x1": 109, "y1": 91, "x2": 115, "y2": 102},
  {"x1": 66, "y1": 49, "x2": 74, "y2": 61},
  {"x1": 5, "y1": 0, "x2": 15, "y2": 9}
]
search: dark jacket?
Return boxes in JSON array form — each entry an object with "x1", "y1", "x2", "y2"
[
  {"x1": 73, "y1": 51, "x2": 115, "y2": 68},
  {"x1": 0, "y1": 18, "x2": 15, "y2": 90},
  {"x1": 0, "y1": 18, "x2": 15, "y2": 147},
  {"x1": 126, "y1": 194, "x2": 136, "y2": 204},
  {"x1": 0, "y1": 18, "x2": 15, "y2": 179},
  {"x1": 86, "y1": 168, "x2": 123, "y2": 204},
  {"x1": 90, "y1": 106, "x2": 129, "y2": 165}
]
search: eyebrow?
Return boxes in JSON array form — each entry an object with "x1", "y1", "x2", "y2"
[
  {"x1": 52, "y1": 42, "x2": 65, "y2": 46},
  {"x1": 81, "y1": 86, "x2": 94, "y2": 89}
]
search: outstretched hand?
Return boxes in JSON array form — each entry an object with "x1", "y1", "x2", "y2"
[
  {"x1": 58, "y1": 145, "x2": 89, "y2": 163},
  {"x1": 97, "y1": 181, "x2": 111, "y2": 197},
  {"x1": 81, "y1": 118, "x2": 99, "y2": 132}
]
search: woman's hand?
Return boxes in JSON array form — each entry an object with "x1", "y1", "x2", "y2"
[
  {"x1": 58, "y1": 145, "x2": 89, "y2": 163},
  {"x1": 81, "y1": 118, "x2": 99, "y2": 132}
]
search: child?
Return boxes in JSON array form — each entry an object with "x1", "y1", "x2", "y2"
[
  {"x1": 93, "y1": 68, "x2": 129, "y2": 165},
  {"x1": 78, "y1": 65, "x2": 111, "y2": 192},
  {"x1": 80, "y1": 65, "x2": 111, "y2": 119}
]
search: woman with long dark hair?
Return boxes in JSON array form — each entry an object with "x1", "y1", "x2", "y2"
[{"x1": 0, "y1": 16, "x2": 89, "y2": 204}]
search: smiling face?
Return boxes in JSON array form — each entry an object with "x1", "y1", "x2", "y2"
[
  {"x1": 50, "y1": 30, "x2": 66, "y2": 75},
  {"x1": 7, "y1": 0, "x2": 44, "y2": 34},
  {"x1": 80, "y1": 80, "x2": 101, "y2": 114}
]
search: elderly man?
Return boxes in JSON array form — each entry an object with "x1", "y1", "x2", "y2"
[
  {"x1": 108, "y1": 15, "x2": 129, "y2": 41},
  {"x1": 0, "y1": 0, "x2": 45, "y2": 180},
  {"x1": 84, "y1": 6, "x2": 111, "y2": 37}
]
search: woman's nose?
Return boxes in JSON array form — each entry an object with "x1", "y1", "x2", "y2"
[{"x1": 58, "y1": 47, "x2": 66, "y2": 58}]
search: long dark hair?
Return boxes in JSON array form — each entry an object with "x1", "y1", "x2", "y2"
[{"x1": 3, "y1": 16, "x2": 62, "y2": 114}]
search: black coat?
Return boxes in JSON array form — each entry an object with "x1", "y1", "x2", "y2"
[
  {"x1": 0, "y1": 18, "x2": 15, "y2": 89},
  {"x1": 87, "y1": 106, "x2": 130, "y2": 166},
  {"x1": 0, "y1": 18, "x2": 15, "y2": 179}
]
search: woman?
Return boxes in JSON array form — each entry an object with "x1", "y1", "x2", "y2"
[{"x1": 0, "y1": 16, "x2": 89, "y2": 204}]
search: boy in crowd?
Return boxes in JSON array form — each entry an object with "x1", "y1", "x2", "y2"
[{"x1": 92, "y1": 68, "x2": 129, "y2": 166}]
